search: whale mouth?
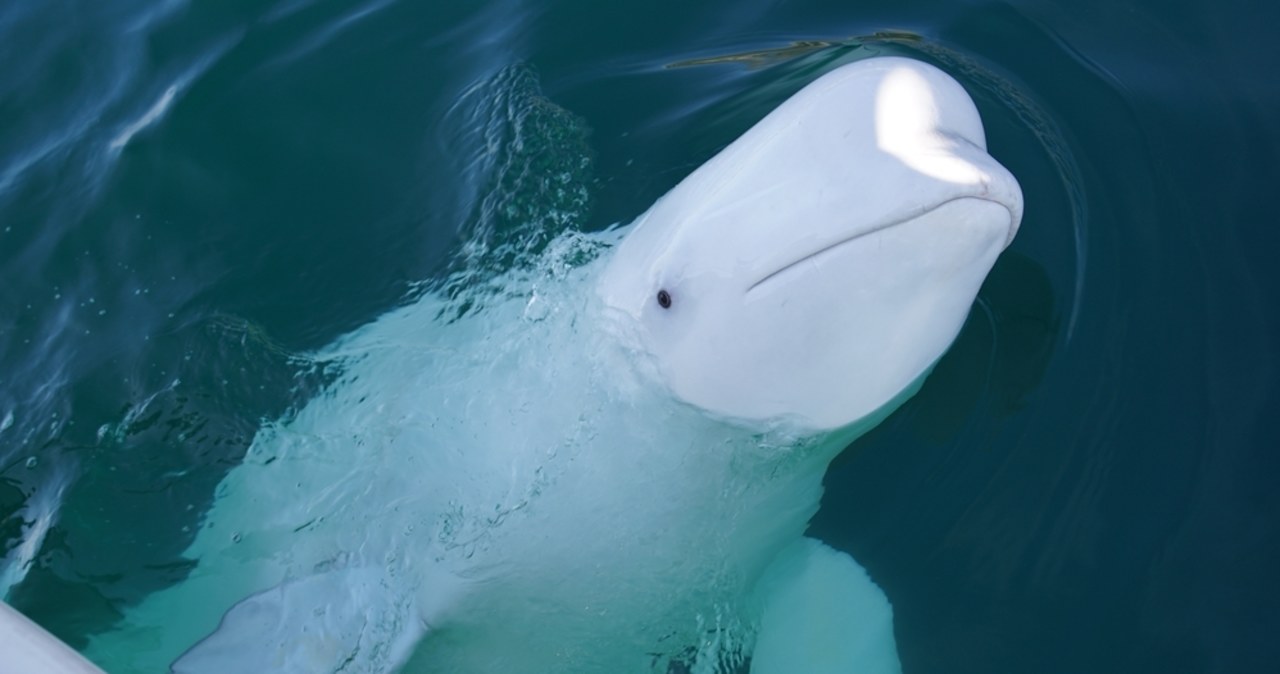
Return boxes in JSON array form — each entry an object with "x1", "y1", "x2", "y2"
[
  {"x1": 745, "y1": 196, "x2": 1014, "y2": 296},
  {"x1": 746, "y1": 220, "x2": 901, "y2": 295}
]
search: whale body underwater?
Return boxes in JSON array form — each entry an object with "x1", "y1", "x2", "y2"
[{"x1": 81, "y1": 57, "x2": 1023, "y2": 673}]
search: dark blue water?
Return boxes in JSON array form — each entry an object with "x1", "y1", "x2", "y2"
[{"x1": 1, "y1": 0, "x2": 1276, "y2": 672}]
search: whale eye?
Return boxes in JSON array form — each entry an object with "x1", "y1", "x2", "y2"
[{"x1": 656, "y1": 289, "x2": 672, "y2": 309}]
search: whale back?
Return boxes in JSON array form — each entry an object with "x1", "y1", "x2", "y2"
[{"x1": 87, "y1": 234, "x2": 873, "y2": 672}]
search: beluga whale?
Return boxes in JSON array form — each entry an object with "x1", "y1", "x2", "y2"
[{"x1": 80, "y1": 56, "x2": 1023, "y2": 674}]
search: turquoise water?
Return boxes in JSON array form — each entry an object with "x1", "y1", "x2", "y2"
[{"x1": 1, "y1": 0, "x2": 1276, "y2": 672}]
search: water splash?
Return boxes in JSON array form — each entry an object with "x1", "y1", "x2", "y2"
[{"x1": 429, "y1": 64, "x2": 596, "y2": 322}]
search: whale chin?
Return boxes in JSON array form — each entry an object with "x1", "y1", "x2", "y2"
[{"x1": 684, "y1": 197, "x2": 1012, "y2": 431}]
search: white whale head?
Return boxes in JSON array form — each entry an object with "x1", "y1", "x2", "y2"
[
  {"x1": 598, "y1": 57, "x2": 1024, "y2": 430},
  {"x1": 593, "y1": 56, "x2": 1024, "y2": 427}
]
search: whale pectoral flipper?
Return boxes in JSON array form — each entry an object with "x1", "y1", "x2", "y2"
[
  {"x1": 750, "y1": 538, "x2": 901, "y2": 674},
  {"x1": 172, "y1": 568, "x2": 423, "y2": 673}
]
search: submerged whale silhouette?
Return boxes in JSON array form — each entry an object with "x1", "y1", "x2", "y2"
[{"x1": 83, "y1": 56, "x2": 1022, "y2": 673}]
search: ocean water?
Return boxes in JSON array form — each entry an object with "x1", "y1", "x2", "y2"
[{"x1": 1, "y1": 0, "x2": 1277, "y2": 673}]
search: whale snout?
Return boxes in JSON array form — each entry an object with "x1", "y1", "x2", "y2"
[{"x1": 872, "y1": 61, "x2": 1024, "y2": 242}]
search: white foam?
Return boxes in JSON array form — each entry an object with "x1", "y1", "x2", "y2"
[{"x1": 109, "y1": 85, "x2": 177, "y2": 151}]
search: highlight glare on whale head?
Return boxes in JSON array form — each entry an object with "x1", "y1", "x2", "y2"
[{"x1": 598, "y1": 57, "x2": 1024, "y2": 430}]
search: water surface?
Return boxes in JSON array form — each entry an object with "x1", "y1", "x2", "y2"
[{"x1": 1, "y1": 0, "x2": 1276, "y2": 672}]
